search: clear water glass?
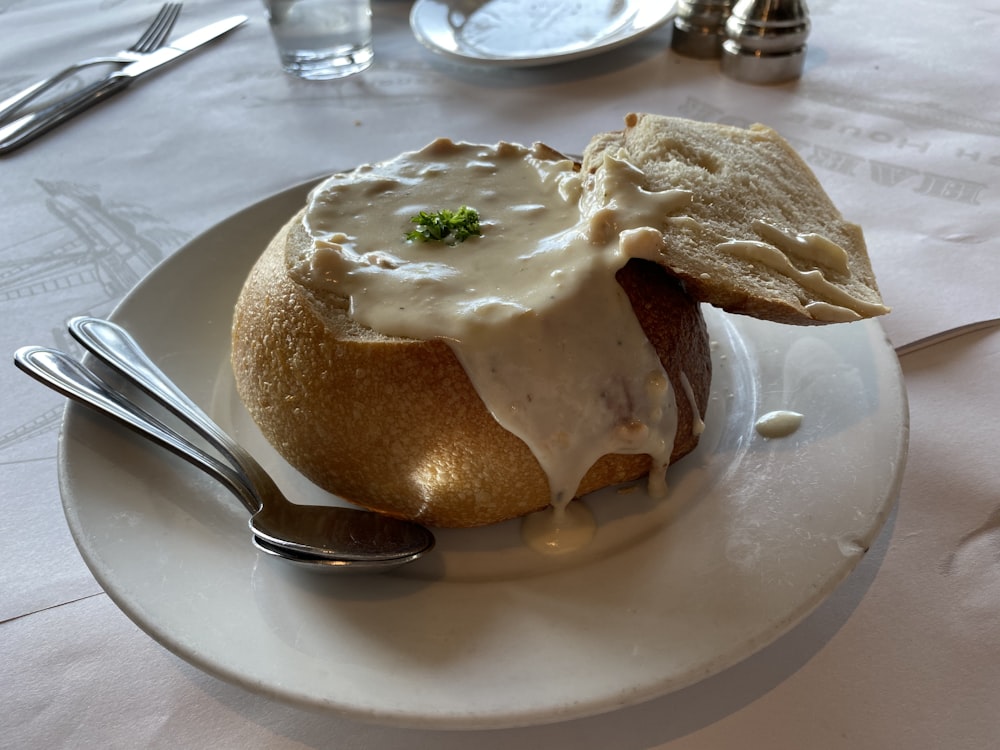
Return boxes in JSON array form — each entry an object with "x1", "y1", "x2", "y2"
[{"x1": 264, "y1": 0, "x2": 374, "y2": 80}]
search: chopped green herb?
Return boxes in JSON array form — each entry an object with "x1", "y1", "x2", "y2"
[{"x1": 406, "y1": 206, "x2": 481, "y2": 244}]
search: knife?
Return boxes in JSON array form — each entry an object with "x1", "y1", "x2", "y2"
[{"x1": 0, "y1": 15, "x2": 247, "y2": 155}]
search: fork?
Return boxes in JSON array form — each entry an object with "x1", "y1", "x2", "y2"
[
  {"x1": 894, "y1": 317, "x2": 1000, "y2": 357},
  {"x1": 0, "y1": 3, "x2": 182, "y2": 125}
]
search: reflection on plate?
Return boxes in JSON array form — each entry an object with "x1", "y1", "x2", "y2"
[
  {"x1": 58, "y1": 181, "x2": 907, "y2": 730},
  {"x1": 410, "y1": 0, "x2": 677, "y2": 67}
]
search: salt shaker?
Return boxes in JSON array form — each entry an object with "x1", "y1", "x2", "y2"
[
  {"x1": 671, "y1": 0, "x2": 735, "y2": 59},
  {"x1": 721, "y1": 0, "x2": 811, "y2": 84}
]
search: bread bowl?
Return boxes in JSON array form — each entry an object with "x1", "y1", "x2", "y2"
[{"x1": 232, "y1": 114, "x2": 887, "y2": 530}]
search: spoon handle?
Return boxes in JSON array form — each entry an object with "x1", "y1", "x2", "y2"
[
  {"x1": 14, "y1": 346, "x2": 258, "y2": 515},
  {"x1": 67, "y1": 316, "x2": 275, "y2": 508}
]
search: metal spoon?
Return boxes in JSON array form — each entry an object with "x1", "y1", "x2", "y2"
[
  {"x1": 66, "y1": 316, "x2": 435, "y2": 563},
  {"x1": 15, "y1": 344, "x2": 434, "y2": 570},
  {"x1": 15, "y1": 332, "x2": 434, "y2": 571}
]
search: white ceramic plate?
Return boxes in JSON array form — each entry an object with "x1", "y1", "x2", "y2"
[
  {"x1": 410, "y1": 0, "x2": 677, "y2": 67},
  {"x1": 59, "y1": 181, "x2": 908, "y2": 730}
]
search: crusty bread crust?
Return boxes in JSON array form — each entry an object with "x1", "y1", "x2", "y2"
[
  {"x1": 583, "y1": 113, "x2": 886, "y2": 325},
  {"x1": 232, "y1": 212, "x2": 711, "y2": 528}
]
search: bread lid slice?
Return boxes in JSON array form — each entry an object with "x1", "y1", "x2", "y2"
[{"x1": 582, "y1": 113, "x2": 889, "y2": 325}]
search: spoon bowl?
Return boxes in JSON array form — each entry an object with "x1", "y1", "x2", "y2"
[
  {"x1": 250, "y1": 495, "x2": 435, "y2": 562},
  {"x1": 253, "y1": 534, "x2": 428, "y2": 572}
]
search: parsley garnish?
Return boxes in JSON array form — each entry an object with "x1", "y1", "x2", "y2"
[{"x1": 405, "y1": 206, "x2": 481, "y2": 244}]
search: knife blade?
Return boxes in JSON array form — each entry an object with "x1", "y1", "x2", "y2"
[{"x1": 0, "y1": 15, "x2": 248, "y2": 155}]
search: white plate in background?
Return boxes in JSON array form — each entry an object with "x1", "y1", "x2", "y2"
[{"x1": 410, "y1": 0, "x2": 677, "y2": 67}]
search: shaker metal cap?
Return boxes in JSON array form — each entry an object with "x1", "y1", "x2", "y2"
[
  {"x1": 721, "y1": 0, "x2": 811, "y2": 84},
  {"x1": 671, "y1": 0, "x2": 735, "y2": 59}
]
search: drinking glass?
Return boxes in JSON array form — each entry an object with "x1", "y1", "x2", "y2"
[{"x1": 264, "y1": 0, "x2": 374, "y2": 80}]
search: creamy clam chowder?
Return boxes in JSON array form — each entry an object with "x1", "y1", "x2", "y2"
[{"x1": 289, "y1": 139, "x2": 692, "y2": 546}]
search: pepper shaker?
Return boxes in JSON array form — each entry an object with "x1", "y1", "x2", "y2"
[
  {"x1": 671, "y1": 0, "x2": 735, "y2": 59},
  {"x1": 721, "y1": 0, "x2": 811, "y2": 84}
]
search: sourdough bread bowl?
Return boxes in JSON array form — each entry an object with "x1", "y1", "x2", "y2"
[
  {"x1": 232, "y1": 211, "x2": 711, "y2": 528},
  {"x1": 232, "y1": 114, "x2": 887, "y2": 529}
]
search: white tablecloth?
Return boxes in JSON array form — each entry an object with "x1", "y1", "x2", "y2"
[{"x1": 2, "y1": 1, "x2": 999, "y2": 747}]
